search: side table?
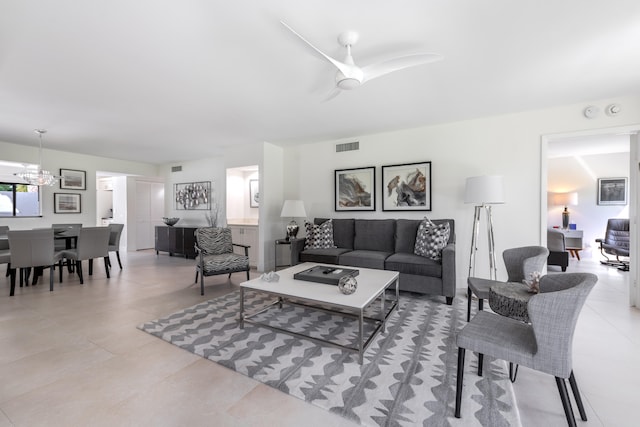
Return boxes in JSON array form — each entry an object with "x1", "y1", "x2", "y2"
[
  {"x1": 488, "y1": 282, "x2": 533, "y2": 323},
  {"x1": 275, "y1": 238, "x2": 294, "y2": 271}
]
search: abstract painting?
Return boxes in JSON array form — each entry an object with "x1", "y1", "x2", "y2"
[
  {"x1": 382, "y1": 161, "x2": 431, "y2": 211},
  {"x1": 335, "y1": 167, "x2": 375, "y2": 211}
]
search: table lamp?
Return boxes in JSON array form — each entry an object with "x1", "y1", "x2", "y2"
[
  {"x1": 464, "y1": 175, "x2": 505, "y2": 280},
  {"x1": 280, "y1": 200, "x2": 307, "y2": 241},
  {"x1": 550, "y1": 192, "x2": 578, "y2": 229}
]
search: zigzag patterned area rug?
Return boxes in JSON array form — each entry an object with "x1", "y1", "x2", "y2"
[{"x1": 138, "y1": 290, "x2": 521, "y2": 426}]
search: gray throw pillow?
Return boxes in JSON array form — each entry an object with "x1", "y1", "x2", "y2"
[
  {"x1": 414, "y1": 218, "x2": 450, "y2": 260},
  {"x1": 304, "y1": 219, "x2": 337, "y2": 250}
]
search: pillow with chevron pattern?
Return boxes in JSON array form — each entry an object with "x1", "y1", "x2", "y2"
[
  {"x1": 414, "y1": 217, "x2": 450, "y2": 260},
  {"x1": 304, "y1": 219, "x2": 337, "y2": 250}
]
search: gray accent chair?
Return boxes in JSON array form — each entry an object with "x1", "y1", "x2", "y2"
[
  {"x1": 455, "y1": 272, "x2": 598, "y2": 427},
  {"x1": 107, "y1": 223, "x2": 125, "y2": 269},
  {"x1": 194, "y1": 227, "x2": 250, "y2": 296},
  {"x1": 547, "y1": 229, "x2": 569, "y2": 271},
  {"x1": 60, "y1": 227, "x2": 111, "y2": 284},
  {"x1": 595, "y1": 218, "x2": 629, "y2": 271},
  {"x1": 7, "y1": 229, "x2": 63, "y2": 296},
  {"x1": 467, "y1": 246, "x2": 549, "y2": 322}
]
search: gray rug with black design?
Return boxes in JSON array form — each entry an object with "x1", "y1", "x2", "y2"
[{"x1": 138, "y1": 290, "x2": 521, "y2": 426}]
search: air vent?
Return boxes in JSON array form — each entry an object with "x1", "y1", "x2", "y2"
[
  {"x1": 171, "y1": 166, "x2": 182, "y2": 172},
  {"x1": 336, "y1": 141, "x2": 359, "y2": 152}
]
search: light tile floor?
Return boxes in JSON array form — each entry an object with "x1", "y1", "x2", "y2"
[{"x1": 0, "y1": 251, "x2": 637, "y2": 426}]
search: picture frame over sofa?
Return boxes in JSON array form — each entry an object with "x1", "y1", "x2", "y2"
[{"x1": 382, "y1": 161, "x2": 431, "y2": 211}]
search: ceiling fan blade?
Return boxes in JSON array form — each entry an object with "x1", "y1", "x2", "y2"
[
  {"x1": 280, "y1": 21, "x2": 355, "y2": 78},
  {"x1": 361, "y1": 53, "x2": 443, "y2": 83}
]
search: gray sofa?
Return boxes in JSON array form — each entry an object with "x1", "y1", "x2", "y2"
[{"x1": 290, "y1": 218, "x2": 456, "y2": 304}]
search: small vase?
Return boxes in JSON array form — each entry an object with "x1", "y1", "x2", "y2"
[{"x1": 338, "y1": 275, "x2": 358, "y2": 295}]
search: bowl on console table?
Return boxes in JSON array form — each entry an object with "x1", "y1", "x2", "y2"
[{"x1": 162, "y1": 217, "x2": 180, "y2": 226}]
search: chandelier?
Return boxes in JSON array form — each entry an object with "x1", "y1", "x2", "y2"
[{"x1": 14, "y1": 129, "x2": 61, "y2": 186}]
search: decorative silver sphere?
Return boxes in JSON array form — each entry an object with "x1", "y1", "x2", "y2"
[{"x1": 338, "y1": 275, "x2": 358, "y2": 295}]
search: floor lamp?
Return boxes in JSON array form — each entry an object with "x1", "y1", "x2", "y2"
[{"x1": 464, "y1": 175, "x2": 505, "y2": 280}]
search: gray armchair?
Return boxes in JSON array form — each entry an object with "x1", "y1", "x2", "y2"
[
  {"x1": 194, "y1": 227, "x2": 250, "y2": 295},
  {"x1": 467, "y1": 246, "x2": 549, "y2": 322},
  {"x1": 60, "y1": 227, "x2": 111, "y2": 284},
  {"x1": 547, "y1": 229, "x2": 569, "y2": 271},
  {"x1": 455, "y1": 272, "x2": 598, "y2": 427},
  {"x1": 7, "y1": 229, "x2": 63, "y2": 296}
]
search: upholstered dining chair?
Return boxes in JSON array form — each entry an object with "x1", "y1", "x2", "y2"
[
  {"x1": 60, "y1": 226, "x2": 111, "y2": 284},
  {"x1": 52, "y1": 223, "x2": 82, "y2": 251},
  {"x1": 467, "y1": 246, "x2": 549, "y2": 322},
  {"x1": 7, "y1": 229, "x2": 63, "y2": 296},
  {"x1": 455, "y1": 272, "x2": 598, "y2": 427},
  {"x1": 0, "y1": 225, "x2": 9, "y2": 277},
  {"x1": 107, "y1": 223, "x2": 124, "y2": 269},
  {"x1": 0, "y1": 226, "x2": 10, "y2": 280},
  {"x1": 194, "y1": 227, "x2": 250, "y2": 295}
]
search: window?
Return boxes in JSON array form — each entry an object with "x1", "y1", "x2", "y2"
[{"x1": 0, "y1": 182, "x2": 41, "y2": 217}]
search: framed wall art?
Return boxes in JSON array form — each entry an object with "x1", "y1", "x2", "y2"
[
  {"x1": 334, "y1": 166, "x2": 376, "y2": 211},
  {"x1": 54, "y1": 193, "x2": 81, "y2": 214},
  {"x1": 382, "y1": 161, "x2": 432, "y2": 211},
  {"x1": 175, "y1": 181, "x2": 211, "y2": 210},
  {"x1": 598, "y1": 177, "x2": 627, "y2": 205},
  {"x1": 59, "y1": 169, "x2": 86, "y2": 190},
  {"x1": 249, "y1": 179, "x2": 259, "y2": 208}
]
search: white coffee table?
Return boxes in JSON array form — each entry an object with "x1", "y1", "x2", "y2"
[{"x1": 239, "y1": 262, "x2": 400, "y2": 364}]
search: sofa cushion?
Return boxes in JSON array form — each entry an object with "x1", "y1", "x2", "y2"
[
  {"x1": 300, "y1": 247, "x2": 352, "y2": 265},
  {"x1": 353, "y1": 219, "x2": 395, "y2": 252},
  {"x1": 315, "y1": 218, "x2": 354, "y2": 249},
  {"x1": 339, "y1": 250, "x2": 392, "y2": 270},
  {"x1": 385, "y1": 252, "x2": 443, "y2": 277},
  {"x1": 304, "y1": 220, "x2": 337, "y2": 250},
  {"x1": 395, "y1": 219, "x2": 422, "y2": 253},
  {"x1": 414, "y1": 218, "x2": 450, "y2": 260}
]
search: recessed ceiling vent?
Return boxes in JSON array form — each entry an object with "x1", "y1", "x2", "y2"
[
  {"x1": 336, "y1": 141, "x2": 359, "y2": 153},
  {"x1": 171, "y1": 166, "x2": 182, "y2": 172}
]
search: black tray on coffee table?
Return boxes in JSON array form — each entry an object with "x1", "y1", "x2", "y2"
[{"x1": 293, "y1": 265, "x2": 359, "y2": 285}]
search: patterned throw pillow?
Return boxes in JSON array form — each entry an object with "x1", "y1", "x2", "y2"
[
  {"x1": 414, "y1": 218, "x2": 450, "y2": 260},
  {"x1": 304, "y1": 219, "x2": 337, "y2": 250}
]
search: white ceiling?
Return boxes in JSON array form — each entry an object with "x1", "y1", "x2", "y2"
[{"x1": 1, "y1": 0, "x2": 639, "y2": 164}]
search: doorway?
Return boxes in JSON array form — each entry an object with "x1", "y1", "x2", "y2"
[{"x1": 541, "y1": 126, "x2": 640, "y2": 307}]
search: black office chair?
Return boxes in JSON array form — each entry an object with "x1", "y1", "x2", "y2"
[{"x1": 595, "y1": 218, "x2": 629, "y2": 271}]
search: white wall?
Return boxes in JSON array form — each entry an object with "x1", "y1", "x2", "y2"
[
  {"x1": 0, "y1": 140, "x2": 159, "y2": 230},
  {"x1": 547, "y1": 152, "x2": 629, "y2": 258},
  {"x1": 278, "y1": 95, "x2": 640, "y2": 289},
  {"x1": 160, "y1": 156, "x2": 226, "y2": 227}
]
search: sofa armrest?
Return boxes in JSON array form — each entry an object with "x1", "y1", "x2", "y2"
[
  {"x1": 441, "y1": 242, "x2": 456, "y2": 298},
  {"x1": 290, "y1": 238, "x2": 306, "y2": 265}
]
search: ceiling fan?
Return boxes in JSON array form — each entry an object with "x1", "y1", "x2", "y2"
[{"x1": 281, "y1": 21, "x2": 443, "y2": 99}]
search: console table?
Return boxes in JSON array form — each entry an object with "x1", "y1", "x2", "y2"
[
  {"x1": 155, "y1": 226, "x2": 197, "y2": 259},
  {"x1": 559, "y1": 229, "x2": 583, "y2": 260}
]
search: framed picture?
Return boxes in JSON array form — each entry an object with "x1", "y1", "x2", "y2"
[
  {"x1": 382, "y1": 161, "x2": 432, "y2": 211},
  {"x1": 54, "y1": 193, "x2": 81, "y2": 213},
  {"x1": 175, "y1": 181, "x2": 211, "y2": 210},
  {"x1": 335, "y1": 166, "x2": 376, "y2": 211},
  {"x1": 59, "y1": 169, "x2": 86, "y2": 190},
  {"x1": 249, "y1": 179, "x2": 259, "y2": 208},
  {"x1": 598, "y1": 177, "x2": 627, "y2": 205}
]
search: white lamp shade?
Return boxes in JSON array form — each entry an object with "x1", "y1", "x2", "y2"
[
  {"x1": 550, "y1": 192, "x2": 578, "y2": 206},
  {"x1": 464, "y1": 175, "x2": 505, "y2": 204},
  {"x1": 280, "y1": 200, "x2": 307, "y2": 218}
]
